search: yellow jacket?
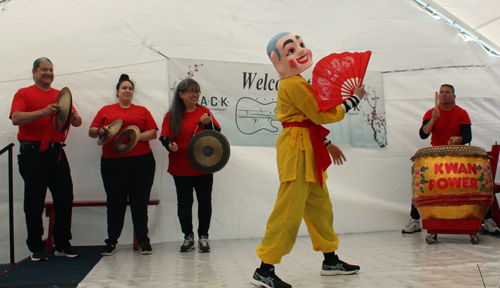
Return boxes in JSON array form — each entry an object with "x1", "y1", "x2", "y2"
[{"x1": 276, "y1": 75, "x2": 346, "y2": 183}]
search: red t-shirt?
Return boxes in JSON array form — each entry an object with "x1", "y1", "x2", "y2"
[
  {"x1": 423, "y1": 105, "x2": 471, "y2": 146},
  {"x1": 10, "y1": 85, "x2": 75, "y2": 142},
  {"x1": 160, "y1": 106, "x2": 221, "y2": 176},
  {"x1": 90, "y1": 103, "x2": 158, "y2": 158}
]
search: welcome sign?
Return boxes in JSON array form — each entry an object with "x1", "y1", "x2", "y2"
[{"x1": 167, "y1": 58, "x2": 387, "y2": 148}]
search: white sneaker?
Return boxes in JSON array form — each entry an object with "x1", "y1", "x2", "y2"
[
  {"x1": 198, "y1": 235, "x2": 211, "y2": 253},
  {"x1": 483, "y1": 218, "x2": 500, "y2": 233},
  {"x1": 402, "y1": 219, "x2": 421, "y2": 233}
]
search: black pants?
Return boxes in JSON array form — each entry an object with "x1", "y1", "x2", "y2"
[
  {"x1": 173, "y1": 174, "x2": 213, "y2": 238},
  {"x1": 101, "y1": 152, "x2": 155, "y2": 246},
  {"x1": 410, "y1": 202, "x2": 420, "y2": 220},
  {"x1": 485, "y1": 207, "x2": 493, "y2": 219},
  {"x1": 18, "y1": 145, "x2": 74, "y2": 252}
]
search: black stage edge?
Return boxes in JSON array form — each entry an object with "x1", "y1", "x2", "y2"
[
  {"x1": 0, "y1": 264, "x2": 13, "y2": 273},
  {"x1": 0, "y1": 246, "x2": 103, "y2": 288}
]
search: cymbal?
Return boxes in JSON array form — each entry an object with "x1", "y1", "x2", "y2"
[
  {"x1": 187, "y1": 130, "x2": 230, "y2": 173},
  {"x1": 97, "y1": 119, "x2": 123, "y2": 145},
  {"x1": 53, "y1": 87, "x2": 73, "y2": 132},
  {"x1": 112, "y1": 125, "x2": 140, "y2": 155}
]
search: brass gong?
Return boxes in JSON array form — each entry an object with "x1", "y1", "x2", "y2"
[
  {"x1": 97, "y1": 119, "x2": 123, "y2": 145},
  {"x1": 112, "y1": 125, "x2": 140, "y2": 155},
  {"x1": 53, "y1": 87, "x2": 73, "y2": 132},
  {"x1": 187, "y1": 130, "x2": 230, "y2": 173}
]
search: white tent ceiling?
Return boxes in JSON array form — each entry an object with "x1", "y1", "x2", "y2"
[
  {"x1": 1, "y1": 0, "x2": 500, "y2": 263},
  {"x1": 429, "y1": 0, "x2": 500, "y2": 53},
  {"x1": 0, "y1": 0, "x2": 498, "y2": 76}
]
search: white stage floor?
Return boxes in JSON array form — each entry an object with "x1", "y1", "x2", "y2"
[{"x1": 77, "y1": 231, "x2": 500, "y2": 288}]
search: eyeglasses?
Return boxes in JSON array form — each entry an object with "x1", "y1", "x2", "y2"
[{"x1": 187, "y1": 89, "x2": 201, "y2": 94}]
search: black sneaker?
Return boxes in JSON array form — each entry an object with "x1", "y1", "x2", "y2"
[
  {"x1": 101, "y1": 244, "x2": 116, "y2": 256},
  {"x1": 54, "y1": 246, "x2": 82, "y2": 258},
  {"x1": 198, "y1": 235, "x2": 210, "y2": 253},
  {"x1": 250, "y1": 267, "x2": 291, "y2": 288},
  {"x1": 321, "y1": 259, "x2": 360, "y2": 276},
  {"x1": 180, "y1": 234, "x2": 195, "y2": 252},
  {"x1": 31, "y1": 249, "x2": 48, "y2": 262},
  {"x1": 140, "y1": 243, "x2": 153, "y2": 255}
]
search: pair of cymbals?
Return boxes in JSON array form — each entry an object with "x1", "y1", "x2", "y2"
[
  {"x1": 97, "y1": 119, "x2": 140, "y2": 155},
  {"x1": 53, "y1": 87, "x2": 73, "y2": 132},
  {"x1": 97, "y1": 119, "x2": 123, "y2": 145},
  {"x1": 187, "y1": 130, "x2": 230, "y2": 173},
  {"x1": 113, "y1": 125, "x2": 140, "y2": 155}
]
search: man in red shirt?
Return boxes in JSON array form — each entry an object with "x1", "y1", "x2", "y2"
[
  {"x1": 420, "y1": 84, "x2": 471, "y2": 146},
  {"x1": 403, "y1": 84, "x2": 499, "y2": 234},
  {"x1": 10, "y1": 57, "x2": 83, "y2": 261}
]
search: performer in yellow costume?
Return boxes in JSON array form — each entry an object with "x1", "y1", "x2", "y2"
[{"x1": 251, "y1": 32, "x2": 365, "y2": 288}]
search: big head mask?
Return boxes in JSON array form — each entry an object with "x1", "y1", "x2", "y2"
[{"x1": 267, "y1": 32, "x2": 313, "y2": 79}]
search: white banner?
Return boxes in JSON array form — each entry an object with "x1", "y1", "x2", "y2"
[{"x1": 167, "y1": 58, "x2": 387, "y2": 148}]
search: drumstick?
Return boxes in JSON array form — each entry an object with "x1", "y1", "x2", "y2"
[
  {"x1": 435, "y1": 92, "x2": 438, "y2": 108},
  {"x1": 194, "y1": 113, "x2": 213, "y2": 136},
  {"x1": 196, "y1": 113, "x2": 211, "y2": 126}
]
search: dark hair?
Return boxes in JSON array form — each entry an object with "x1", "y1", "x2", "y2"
[
  {"x1": 33, "y1": 57, "x2": 52, "y2": 71},
  {"x1": 168, "y1": 78, "x2": 201, "y2": 137},
  {"x1": 441, "y1": 84, "x2": 455, "y2": 94},
  {"x1": 116, "y1": 74, "x2": 135, "y2": 96}
]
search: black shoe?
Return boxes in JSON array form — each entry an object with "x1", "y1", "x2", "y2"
[
  {"x1": 321, "y1": 259, "x2": 360, "y2": 276},
  {"x1": 140, "y1": 243, "x2": 153, "y2": 255},
  {"x1": 101, "y1": 244, "x2": 116, "y2": 256},
  {"x1": 198, "y1": 235, "x2": 210, "y2": 253},
  {"x1": 54, "y1": 246, "x2": 82, "y2": 258},
  {"x1": 250, "y1": 267, "x2": 291, "y2": 288},
  {"x1": 180, "y1": 234, "x2": 195, "y2": 252},
  {"x1": 31, "y1": 249, "x2": 48, "y2": 262}
]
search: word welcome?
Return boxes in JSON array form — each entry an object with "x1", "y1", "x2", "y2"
[{"x1": 242, "y1": 72, "x2": 311, "y2": 91}]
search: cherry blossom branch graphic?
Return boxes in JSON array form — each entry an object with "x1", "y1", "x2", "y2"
[
  {"x1": 363, "y1": 88, "x2": 387, "y2": 148},
  {"x1": 170, "y1": 63, "x2": 204, "y2": 92}
]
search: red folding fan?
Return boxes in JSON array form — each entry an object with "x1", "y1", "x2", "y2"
[{"x1": 312, "y1": 51, "x2": 372, "y2": 112}]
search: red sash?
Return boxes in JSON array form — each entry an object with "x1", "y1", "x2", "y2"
[{"x1": 282, "y1": 120, "x2": 331, "y2": 187}]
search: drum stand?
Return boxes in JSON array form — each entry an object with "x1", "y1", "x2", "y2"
[
  {"x1": 422, "y1": 220, "x2": 482, "y2": 244},
  {"x1": 422, "y1": 143, "x2": 500, "y2": 245}
]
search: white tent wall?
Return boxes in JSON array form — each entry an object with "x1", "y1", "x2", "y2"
[{"x1": 1, "y1": 0, "x2": 500, "y2": 263}]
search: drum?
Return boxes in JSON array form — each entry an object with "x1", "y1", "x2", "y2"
[{"x1": 411, "y1": 145, "x2": 494, "y2": 220}]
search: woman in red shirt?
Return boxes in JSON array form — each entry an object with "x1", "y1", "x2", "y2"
[
  {"x1": 160, "y1": 78, "x2": 221, "y2": 253},
  {"x1": 89, "y1": 74, "x2": 158, "y2": 256}
]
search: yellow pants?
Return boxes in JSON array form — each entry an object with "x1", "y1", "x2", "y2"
[{"x1": 256, "y1": 150, "x2": 339, "y2": 264}]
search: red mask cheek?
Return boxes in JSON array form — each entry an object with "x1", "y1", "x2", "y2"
[{"x1": 288, "y1": 59, "x2": 297, "y2": 69}]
